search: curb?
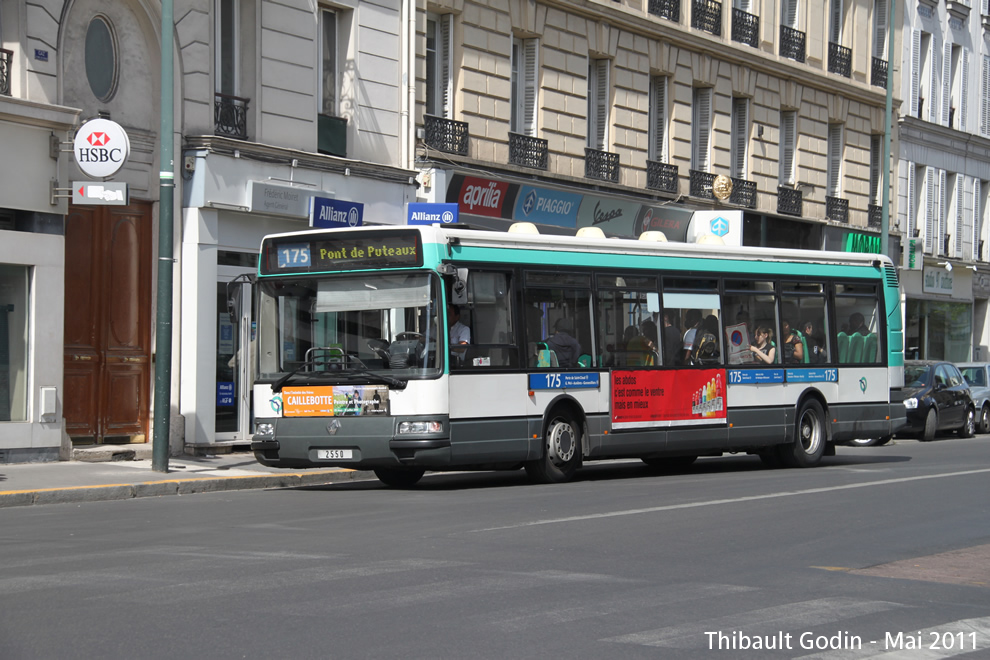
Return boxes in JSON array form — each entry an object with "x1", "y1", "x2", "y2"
[{"x1": 0, "y1": 468, "x2": 377, "y2": 508}]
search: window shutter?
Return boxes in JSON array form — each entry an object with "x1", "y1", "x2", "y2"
[
  {"x1": 830, "y1": 0, "x2": 843, "y2": 44},
  {"x1": 732, "y1": 98, "x2": 748, "y2": 179},
  {"x1": 983, "y1": 56, "x2": 990, "y2": 136},
  {"x1": 942, "y1": 41, "x2": 952, "y2": 128},
  {"x1": 907, "y1": 164, "x2": 916, "y2": 240},
  {"x1": 870, "y1": 136, "x2": 881, "y2": 204},
  {"x1": 779, "y1": 111, "x2": 796, "y2": 185},
  {"x1": 925, "y1": 166, "x2": 935, "y2": 253},
  {"x1": 440, "y1": 14, "x2": 452, "y2": 118},
  {"x1": 938, "y1": 169, "x2": 947, "y2": 254},
  {"x1": 827, "y1": 124, "x2": 842, "y2": 197},
  {"x1": 693, "y1": 88, "x2": 712, "y2": 171},
  {"x1": 929, "y1": 39, "x2": 939, "y2": 123},
  {"x1": 911, "y1": 30, "x2": 921, "y2": 118},
  {"x1": 596, "y1": 59, "x2": 609, "y2": 149},
  {"x1": 874, "y1": 0, "x2": 887, "y2": 58},
  {"x1": 956, "y1": 176, "x2": 965, "y2": 257},
  {"x1": 522, "y1": 39, "x2": 538, "y2": 136},
  {"x1": 961, "y1": 49, "x2": 970, "y2": 132},
  {"x1": 650, "y1": 76, "x2": 667, "y2": 162},
  {"x1": 975, "y1": 179, "x2": 984, "y2": 261}
]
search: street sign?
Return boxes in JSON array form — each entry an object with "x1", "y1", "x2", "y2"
[
  {"x1": 310, "y1": 196, "x2": 364, "y2": 228},
  {"x1": 71, "y1": 181, "x2": 129, "y2": 205},
  {"x1": 408, "y1": 202, "x2": 458, "y2": 225},
  {"x1": 73, "y1": 118, "x2": 131, "y2": 178}
]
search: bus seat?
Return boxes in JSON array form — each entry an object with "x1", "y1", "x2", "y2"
[
  {"x1": 837, "y1": 332, "x2": 849, "y2": 362},
  {"x1": 577, "y1": 353, "x2": 592, "y2": 368},
  {"x1": 863, "y1": 333, "x2": 878, "y2": 362},
  {"x1": 535, "y1": 342, "x2": 558, "y2": 368},
  {"x1": 796, "y1": 331, "x2": 809, "y2": 364},
  {"x1": 848, "y1": 332, "x2": 865, "y2": 363}
]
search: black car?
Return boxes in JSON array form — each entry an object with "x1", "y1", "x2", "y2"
[{"x1": 898, "y1": 360, "x2": 976, "y2": 441}]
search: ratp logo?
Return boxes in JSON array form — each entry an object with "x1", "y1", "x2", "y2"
[
  {"x1": 859, "y1": 377, "x2": 868, "y2": 393},
  {"x1": 270, "y1": 394, "x2": 283, "y2": 414},
  {"x1": 710, "y1": 216, "x2": 729, "y2": 237}
]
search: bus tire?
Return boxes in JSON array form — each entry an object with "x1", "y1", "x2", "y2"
[
  {"x1": 525, "y1": 412, "x2": 581, "y2": 484},
  {"x1": 779, "y1": 399, "x2": 827, "y2": 468},
  {"x1": 374, "y1": 467, "x2": 425, "y2": 488}
]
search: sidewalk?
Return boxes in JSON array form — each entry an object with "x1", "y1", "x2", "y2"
[{"x1": 0, "y1": 445, "x2": 376, "y2": 508}]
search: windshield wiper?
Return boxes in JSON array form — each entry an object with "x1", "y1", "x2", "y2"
[{"x1": 271, "y1": 357, "x2": 407, "y2": 392}]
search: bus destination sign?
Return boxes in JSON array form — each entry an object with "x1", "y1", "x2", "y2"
[{"x1": 264, "y1": 231, "x2": 423, "y2": 274}]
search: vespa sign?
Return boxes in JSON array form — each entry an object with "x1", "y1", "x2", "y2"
[{"x1": 73, "y1": 118, "x2": 130, "y2": 178}]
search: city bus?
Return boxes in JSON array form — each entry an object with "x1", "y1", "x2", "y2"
[{"x1": 248, "y1": 223, "x2": 905, "y2": 487}]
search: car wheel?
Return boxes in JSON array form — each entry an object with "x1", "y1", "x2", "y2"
[
  {"x1": 959, "y1": 407, "x2": 976, "y2": 438},
  {"x1": 525, "y1": 410, "x2": 581, "y2": 484},
  {"x1": 920, "y1": 408, "x2": 937, "y2": 442},
  {"x1": 979, "y1": 405, "x2": 990, "y2": 434}
]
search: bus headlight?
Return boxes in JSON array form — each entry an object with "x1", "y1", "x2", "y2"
[
  {"x1": 255, "y1": 422, "x2": 275, "y2": 436},
  {"x1": 903, "y1": 397, "x2": 918, "y2": 410},
  {"x1": 398, "y1": 421, "x2": 443, "y2": 434}
]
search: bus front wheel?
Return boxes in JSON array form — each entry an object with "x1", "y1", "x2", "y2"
[
  {"x1": 525, "y1": 412, "x2": 581, "y2": 484},
  {"x1": 778, "y1": 399, "x2": 827, "y2": 468},
  {"x1": 374, "y1": 467, "x2": 425, "y2": 488}
]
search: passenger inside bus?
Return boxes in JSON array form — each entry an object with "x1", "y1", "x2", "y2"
[
  {"x1": 781, "y1": 319, "x2": 806, "y2": 363},
  {"x1": 545, "y1": 317, "x2": 582, "y2": 367}
]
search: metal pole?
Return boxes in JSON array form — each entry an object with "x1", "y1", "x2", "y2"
[
  {"x1": 152, "y1": 0, "x2": 175, "y2": 472},
  {"x1": 880, "y1": 0, "x2": 896, "y2": 261}
]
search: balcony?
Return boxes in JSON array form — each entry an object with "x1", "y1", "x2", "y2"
[
  {"x1": 508, "y1": 133, "x2": 548, "y2": 170},
  {"x1": 779, "y1": 25, "x2": 806, "y2": 63},
  {"x1": 871, "y1": 57, "x2": 888, "y2": 89},
  {"x1": 689, "y1": 170, "x2": 756, "y2": 208},
  {"x1": 828, "y1": 43, "x2": 852, "y2": 78},
  {"x1": 648, "y1": 0, "x2": 680, "y2": 22},
  {"x1": 585, "y1": 148, "x2": 619, "y2": 182},
  {"x1": 777, "y1": 186, "x2": 802, "y2": 216},
  {"x1": 691, "y1": 0, "x2": 722, "y2": 36},
  {"x1": 826, "y1": 196, "x2": 849, "y2": 223},
  {"x1": 0, "y1": 49, "x2": 11, "y2": 96},
  {"x1": 646, "y1": 161, "x2": 678, "y2": 193},
  {"x1": 424, "y1": 115, "x2": 469, "y2": 156},
  {"x1": 868, "y1": 204, "x2": 882, "y2": 230},
  {"x1": 318, "y1": 114, "x2": 347, "y2": 157},
  {"x1": 214, "y1": 93, "x2": 249, "y2": 140},
  {"x1": 731, "y1": 9, "x2": 759, "y2": 47}
]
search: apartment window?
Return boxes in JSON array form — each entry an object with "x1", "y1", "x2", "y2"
[
  {"x1": 0, "y1": 265, "x2": 29, "y2": 422},
  {"x1": 778, "y1": 110, "x2": 796, "y2": 185},
  {"x1": 320, "y1": 10, "x2": 338, "y2": 116},
  {"x1": 85, "y1": 17, "x2": 118, "y2": 101},
  {"x1": 951, "y1": 174, "x2": 964, "y2": 257},
  {"x1": 869, "y1": 135, "x2": 882, "y2": 206},
  {"x1": 216, "y1": 0, "x2": 238, "y2": 96},
  {"x1": 781, "y1": 0, "x2": 799, "y2": 29},
  {"x1": 730, "y1": 97, "x2": 748, "y2": 179},
  {"x1": 830, "y1": 0, "x2": 843, "y2": 44},
  {"x1": 949, "y1": 45, "x2": 968, "y2": 131},
  {"x1": 511, "y1": 37, "x2": 538, "y2": 136},
  {"x1": 649, "y1": 76, "x2": 668, "y2": 162},
  {"x1": 692, "y1": 87, "x2": 712, "y2": 171},
  {"x1": 976, "y1": 180, "x2": 987, "y2": 261},
  {"x1": 426, "y1": 14, "x2": 452, "y2": 117},
  {"x1": 588, "y1": 58, "x2": 610, "y2": 150},
  {"x1": 827, "y1": 124, "x2": 843, "y2": 198},
  {"x1": 921, "y1": 33, "x2": 936, "y2": 123},
  {"x1": 908, "y1": 163, "x2": 922, "y2": 240},
  {"x1": 872, "y1": 0, "x2": 887, "y2": 61}
]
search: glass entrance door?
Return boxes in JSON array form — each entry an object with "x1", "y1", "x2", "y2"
[{"x1": 216, "y1": 265, "x2": 254, "y2": 441}]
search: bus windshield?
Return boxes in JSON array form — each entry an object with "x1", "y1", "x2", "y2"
[{"x1": 256, "y1": 271, "x2": 443, "y2": 381}]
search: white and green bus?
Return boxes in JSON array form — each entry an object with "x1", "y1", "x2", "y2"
[{"x1": 249, "y1": 223, "x2": 905, "y2": 487}]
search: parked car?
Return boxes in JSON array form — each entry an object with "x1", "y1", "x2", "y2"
[
  {"x1": 898, "y1": 360, "x2": 975, "y2": 441},
  {"x1": 957, "y1": 362, "x2": 990, "y2": 434}
]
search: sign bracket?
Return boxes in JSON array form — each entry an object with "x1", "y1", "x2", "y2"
[{"x1": 50, "y1": 179, "x2": 73, "y2": 205}]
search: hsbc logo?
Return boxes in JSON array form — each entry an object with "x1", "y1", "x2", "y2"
[{"x1": 73, "y1": 118, "x2": 131, "y2": 178}]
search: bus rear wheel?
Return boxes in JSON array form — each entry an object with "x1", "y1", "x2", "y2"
[
  {"x1": 525, "y1": 412, "x2": 581, "y2": 484},
  {"x1": 374, "y1": 467, "x2": 425, "y2": 488},
  {"x1": 778, "y1": 399, "x2": 827, "y2": 468}
]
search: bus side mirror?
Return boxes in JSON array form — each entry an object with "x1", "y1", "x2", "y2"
[{"x1": 451, "y1": 268, "x2": 469, "y2": 305}]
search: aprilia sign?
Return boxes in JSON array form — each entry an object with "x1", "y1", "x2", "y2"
[{"x1": 73, "y1": 118, "x2": 130, "y2": 178}]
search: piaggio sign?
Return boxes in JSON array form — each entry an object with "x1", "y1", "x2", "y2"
[{"x1": 73, "y1": 118, "x2": 130, "y2": 178}]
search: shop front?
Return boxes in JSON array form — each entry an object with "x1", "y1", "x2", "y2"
[{"x1": 901, "y1": 265, "x2": 974, "y2": 362}]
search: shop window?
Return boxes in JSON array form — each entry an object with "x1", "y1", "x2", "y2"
[{"x1": 0, "y1": 265, "x2": 29, "y2": 422}]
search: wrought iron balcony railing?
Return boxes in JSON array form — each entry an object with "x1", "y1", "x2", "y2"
[
  {"x1": 585, "y1": 148, "x2": 619, "y2": 182},
  {"x1": 508, "y1": 132, "x2": 548, "y2": 170},
  {"x1": 868, "y1": 204, "x2": 882, "y2": 230},
  {"x1": 689, "y1": 170, "x2": 756, "y2": 208},
  {"x1": 826, "y1": 196, "x2": 849, "y2": 223},
  {"x1": 779, "y1": 25, "x2": 806, "y2": 62},
  {"x1": 424, "y1": 115, "x2": 469, "y2": 156},
  {"x1": 871, "y1": 57, "x2": 888, "y2": 89},
  {"x1": 646, "y1": 160, "x2": 679, "y2": 194},
  {"x1": 0, "y1": 48, "x2": 11, "y2": 96},
  {"x1": 731, "y1": 8, "x2": 759, "y2": 47},
  {"x1": 691, "y1": 0, "x2": 722, "y2": 36},
  {"x1": 777, "y1": 186, "x2": 803, "y2": 216},
  {"x1": 214, "y1": 93, "x2": 249, "y2": 140},
  {"x1": 828, "y1": 42, "x2": 852, "y2": 78},
  {"x1": 648, "y1": 0, "x2": 680, "y2": 22}
]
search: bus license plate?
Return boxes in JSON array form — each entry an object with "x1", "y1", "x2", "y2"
[{"x1": 317, "y1": 449, "x2": 353, "y2": 460}]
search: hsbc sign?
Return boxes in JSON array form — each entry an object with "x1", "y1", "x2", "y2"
[{"x1": 73, "y1": 118, "x2": 130, "y2": 178}]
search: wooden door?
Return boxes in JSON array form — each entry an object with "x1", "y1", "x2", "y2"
[{"x1": 63, "y1": 202, "x2": 153, "y2": 443}]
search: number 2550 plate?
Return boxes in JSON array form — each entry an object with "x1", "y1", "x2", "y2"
[{"x1": 317, "y1": 449, "x2": 353, "y2": 460}]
